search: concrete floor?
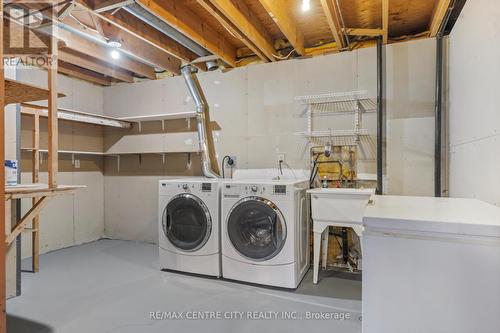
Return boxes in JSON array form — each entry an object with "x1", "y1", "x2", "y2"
[{"x1": 7, "y1": 239, "x2": 362, "y2": 333}]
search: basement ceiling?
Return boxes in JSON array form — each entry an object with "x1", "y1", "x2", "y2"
[{"x1": 3, "y1": 0, "x2": 463, "y2": 86}]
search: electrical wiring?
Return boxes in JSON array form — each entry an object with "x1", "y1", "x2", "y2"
[
  {"x1": 221, "y1": 156, "x2": 229, "y2": 179},
  {"x1": 272, "y1": 48, "x2": 296, "y2": 60}
]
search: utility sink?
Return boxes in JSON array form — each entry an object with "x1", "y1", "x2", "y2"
[{"x1": 307, "y1": 188, "x2": 375, "y2": 224}]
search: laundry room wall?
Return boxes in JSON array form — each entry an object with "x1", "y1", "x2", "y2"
[
  {"x1": 448, "y1": 0, "x2": 500, "y2": 206},
  {"x1": 16, "y1": 66, "x2": 105, "y2": 259},
  {"x1": 103, "y1": 38, "x2": 436, "y2": 244}
]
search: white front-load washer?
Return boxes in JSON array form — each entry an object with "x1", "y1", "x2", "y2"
[
  {"x1": 158, "y1": 178, "x2": 220, "y2": 277},
  {"x1": 221, "y1": 179, "x2": 310, "y2": 288}
]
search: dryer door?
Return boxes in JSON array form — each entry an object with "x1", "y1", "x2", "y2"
[
  {"x1": 162, "y1": 193, "x2": 212, "y2": 252},
  {"x1": 227, "y1": 197, "x2": 287, "y2": 261}
]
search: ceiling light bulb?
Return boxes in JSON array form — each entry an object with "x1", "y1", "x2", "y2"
[
  {"x1": 301, "y1": 0, "x2": 311, "y2": 12},
  {"x1": 110, "y1": 50, "x2": 121, "y2": 60},
  {"x1": 108, "y1": 39, "x2": 122, "y2": 48}
]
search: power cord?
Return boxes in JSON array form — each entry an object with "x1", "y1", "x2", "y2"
[{"x1": 221, "y1": 155, "x2": 235, "y2": 179}]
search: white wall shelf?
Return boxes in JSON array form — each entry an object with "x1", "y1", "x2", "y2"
[
  {"x1": 118, "y1": 112, "x2": 197, "y2": 122},
  {"x1": 21, "y1": 103, "x2": 132, "y2": 129}
]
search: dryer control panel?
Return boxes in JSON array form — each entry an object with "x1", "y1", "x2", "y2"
[
  {"x1": 223, "y1": 183, "x2": 289, "y2": 199},
  {"x1": 159, "y1": 181, "x2": 217, "y2": 196}
]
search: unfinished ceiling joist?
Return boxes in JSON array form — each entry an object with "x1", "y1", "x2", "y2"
[
  {"x1": 319, "y1": 0, "x2": 346, "y2": 50},
  {"x1": 199, "y1": 0, "x2": 276, "y2": 62},
  {"x1": 58, "y1": 61, "x2": 112, "y2": 86},
  {"x1": 136, "y1": 0, "x2": 237, "y2": 68},
  {"x1": 55, "y1": 27, "x2": 156, "y2": 79},
  {"x1": 93, "y1": 0, "x2": 135, "y2": 13},
  {"x1": 382, "y1": 0, "x2": 389, "y2": 44},
  {"x1": 345, "y1": 28, "x2": 384, "y2": 37},
  {"x1": 429, "y1": 0, "x2": 452, "y2": 37},
  {"x1": 101, "y1": 10, "x2": 200, "y2": 66},
  {"x1": 59, "y1": 49, "x2": 134, "y2": 83},
  {"x1": 196, "y1": 0, "x2": 268, "y2": 62},
  {"x1": 256, "y1": 0, "x2": 305, "y2": 55}
]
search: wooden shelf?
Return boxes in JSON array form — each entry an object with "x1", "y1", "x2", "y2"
[
  {"x1": 21, "y1": 103, "x2": 132, "y2": 129},
  {"x1": 5, "y1": 184, "x2": 86, "y2": 200},
  {"x1": 5, "y1": 79, "x2": 65, "y2": 105},
  {"x1": 118, "y1": 112, "x2": 197, "y2": 122}
]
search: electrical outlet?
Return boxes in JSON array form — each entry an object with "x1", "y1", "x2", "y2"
[
  {"x1": 74, "y1": 159, "x2": 81, "y2": 169},
  {"x1": 278, "y1": 153, "x2": 286, "y2": 163},
  {"x1": 225, "y1": 156, "x2": 237, "y2": 168}
]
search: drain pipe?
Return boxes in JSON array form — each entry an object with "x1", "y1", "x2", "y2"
[{"x1": 181, "y1": 65, "x2": 220, "y2": 178}]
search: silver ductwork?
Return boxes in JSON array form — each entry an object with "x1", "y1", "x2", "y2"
[
  {"x1": 125, "y1": 2, "x2": 209, "y2": 57},
  {"x1": 181, "y1": 65, "x2": 219, "y2": 178}
]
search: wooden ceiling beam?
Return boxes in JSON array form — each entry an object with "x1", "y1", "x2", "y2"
[
  {"x1": 382, "y1": 0, "x2": 389, "y2": 44},
  {"x1": 67, "y1": 5, "x2": 182, "y2": 74},
  {"x1": 101, "y1": 10, "x2": 199, "y2": 65},
  {"x1": 429, "y1": 0, "x2": 452, "y2": 37},
  {"x1": 55, "y1": 26, "x2": 157, "y2": 79},
  {"x1": 256, "y1": 0, "x2": 305, "y2": 55},
  {"x1": 99, "y1": 19, "x2": 181, "y2": 75},
  {"x1": 59, "y1": 48, "x2": 134, "y2": 82},
  {"x1": 196, "y1": 0, "x2": 268, "y2": 62},
  {"x1": 202, "y1": 0, "x2": 276, "y2": 61},
  {"x1": 93, "y1": 0, "x2": 135, "y2": 13},
  {"x1": 319, "y1": 0, "x2": 346, "y2": 50},
  {"x1": 136, "y1": 0, "x2": 237, "y2": 68},
  {"x1": 344, "y1": 28, "x2": 384, "y2": 37},
  {"x1": 58, "y1": 61, "x2": 112, "y2": 86}
]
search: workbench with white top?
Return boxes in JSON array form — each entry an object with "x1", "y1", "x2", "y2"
[{"x1": 362, "y1": 195, "x2": 500, "y2": 333}]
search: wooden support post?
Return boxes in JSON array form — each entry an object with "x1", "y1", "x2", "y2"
[
  {"x1": 32, "y1": 112, "x2": 40, "y2": 272},
  {"x1": 48, "y1": 33, "x2": 58, "y2": 188},
  {"x1": 0, "y1": 0, "x2": 6, "y2": 329}
]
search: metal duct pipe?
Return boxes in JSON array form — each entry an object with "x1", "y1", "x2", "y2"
[
  {"x1": 181, "y1": 65, "x2": 219, "y2": 178},
  {"x1": 125, "y1": 2, "x2": 209, "y2": 57}
]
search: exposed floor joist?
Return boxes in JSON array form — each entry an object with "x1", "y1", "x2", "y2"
[
  {"x1": 319, "y1": 0, "x2": 346, "y2": 50},
  {"x1": 196, "y1": 0, "x2": 268, "y2": 62},
  {"x1": 101, "y1": 9, "x2": 201, "y2": 66},
  {"x1": 93, "y1": 0, "x2": 135, "y2": 13},
  {"x1": 58, "y1": 61, "x2": 112, "y2": 86},
  {"x1": 56, "y1": 27, "x2": 156, "y2": 79},
  {"x1": 200, "y1": 0, "x2": 276, "y2": 62},
  {"x1": 429, "y1": 0, "x2": 452, "y2": 37},
  {"x1": 136, "y1": 0, "x2": 237, "y2": 67},
  {"x1": 345, "y1": 28, "x2": 384, "y2": 37},
  {"x1": 256, "y1": 0, "x2": 305, "y2": 55},
  {"x1": 382, "y1": 0, "x2": 389, "y2": 43},
  {"x1": 59, "y1": 48, "x2": 134, "y2": 82}
]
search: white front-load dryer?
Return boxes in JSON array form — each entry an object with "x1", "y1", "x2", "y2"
[
  {"x1": 221, "y1": 179, "x2": 310, "y2": 288},
  {"x1": 159, "y1": 178, "x2": 220, "y2": 277}
]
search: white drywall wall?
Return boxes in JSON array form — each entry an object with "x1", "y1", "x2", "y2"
[
  {"x1": 103, "y1": 39, "x2": 436, "y2": 243},
  {"x1": 449, "y1": 0, "x2": 500, "y2": 206},
  {"x1": 16, "y1": 66, "x2": 105, "y2": 259}
]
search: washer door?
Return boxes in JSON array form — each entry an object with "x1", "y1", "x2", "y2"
[
  {"x1": 162, "y1": 193, "x2": 212, "y2": 252},
  {"x1": 227, "y1": 197, "x2": 286, "y2": 261}
]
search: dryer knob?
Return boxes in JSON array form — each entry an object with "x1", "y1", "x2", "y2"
[
  {"x1": 182, "y1": 184, "x2": 189, "y2": 190},
  {"x1": 251, "y1": 185, "x2": 258, "y2": 193}
]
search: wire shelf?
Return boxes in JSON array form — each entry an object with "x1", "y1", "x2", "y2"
[{"x1": 296, "y1": 90, "x2": 376, "y2": 116}]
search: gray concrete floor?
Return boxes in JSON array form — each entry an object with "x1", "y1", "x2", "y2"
[{"x1": 7, "y1": 239, "x2": 362, "y2": 333}]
